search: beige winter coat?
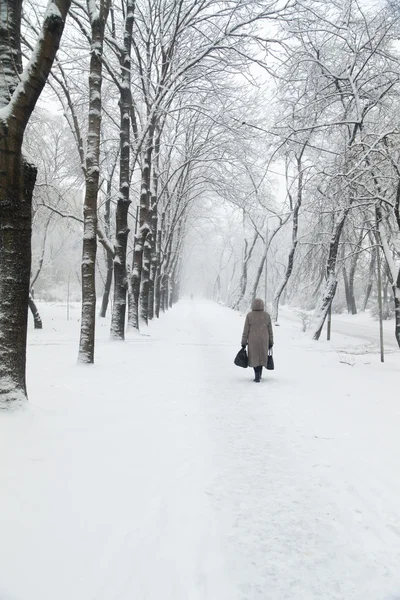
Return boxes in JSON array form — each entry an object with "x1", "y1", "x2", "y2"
[{"x1": 241, "y1": 298, "x2": 274, "y2": 368}]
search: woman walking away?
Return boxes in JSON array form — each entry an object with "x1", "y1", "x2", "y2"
[{"x1": 241, "y1": 298, "x2": 274, "y2": 382}]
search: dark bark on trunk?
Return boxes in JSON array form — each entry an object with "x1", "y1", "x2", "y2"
[
  {"x1": 362, "y1": 247, "x2": 376, "y2": 311},
  {"x1": 139, "y1": 230, "x2": 152, "y2": 325},
  {"x1": 394, "y1": 288, "x2": 400, "y2": 349},
  {"x1": 172, "y1": 260, "x2": 181, "y2": 305},
  {"x1": 147, "y1": 132, "x2": 161, "y2": 321},
  {"x1": 313, "y1": 209, "x2": 349, "y2": 340},
  {"x1": 31, "y1": 213, "x2": 52, "y2": 292},
  {"x1": 100, "y1": 167, "x2": 114, "y2": 318},
  {"x1": 169, "y1": 280, "x2": 174, "y2": 308},
  {"x1": 130, "y1": 226, "x2": 146, "y2": 329},
  {"x1": 154, "y1": 229, "x2": 162, "y2": 318},
  {"x1": 313, "y1": 276, "x2": 338, "y2": 341},
  {"x1": 148, "y1": 207, "x2": 158, "y2": 320},
  {"x1": 100, "y1": 252, "x2": 113, "y2": 318},
  {"x1": 78, "y1": 4, "x2": 109, "y2": 364},
  {"x1": 129, "y1": 124, "x2": 154, "y2": 329},
  {"x1": 0, "y1": 161, "x2": 36, "y2": 402},
  {"x1": 346, "y1": 228, "x2": 363, "y2": 315},
  {"x1": 348, "y1": 276, "x2": 357, "y2": 314},
  {"x1": 29, "y1": 293, "x2": 42, "y2": 329},
  {"x1": 342, "y1": 263, "x2": 352, "y2": 313},
  {"x1": 0, "y1": 0, "x2": 71, "y2": 403},
  {"x1": 169, "y1": 248, "x2": 181, "y2": 307},
  {"x1": 376, "y1": 204, "x2": 400, "y2": 348},
  {"x1": 110, "y1": 0, "x2": 134, "y2": 340},
  {"x1": 163, "y1": 275, "x2": 169, "y2": 311}
]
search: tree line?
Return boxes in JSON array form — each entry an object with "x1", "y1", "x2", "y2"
[{"x1": 1, "y1": 0, "x2": 399, "y2": 406}]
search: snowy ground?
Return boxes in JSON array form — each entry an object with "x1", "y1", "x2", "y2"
[
  {"x1": 280, "y1": 304, "x2": 399, "y2": 350},
  {"x1": 1, "y1": 299, "x2": 400, "y2": 600}
]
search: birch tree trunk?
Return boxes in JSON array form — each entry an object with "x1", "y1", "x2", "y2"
[
  {"x1": 0, "y1": 0, "x2": 71, "y2": 404},
  {"x1": 78, "y1": 0, "x2": 109, "y2": 363}
]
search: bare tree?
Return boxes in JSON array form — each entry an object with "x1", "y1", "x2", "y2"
[
  {"x1": 78, "y1": 0, "x2": 111, "y2": 364},
  {"x1": 0, "y1": 0, "x2": 71, "y2": 404},
  {"x1": 272, "y1": 145, "x2": 307, "y2": 322}
]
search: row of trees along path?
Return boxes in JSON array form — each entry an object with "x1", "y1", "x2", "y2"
[{"x1": 1, "y1": 0, "x2": 400, "y2": 406}]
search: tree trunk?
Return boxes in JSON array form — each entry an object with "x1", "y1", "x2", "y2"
[
  {"x1": 313, "y1": 209, "x2": 349, "y2": 340},
  {"x1": 313, "y1": 274, "x2": 338, "y2": 341},
  {"x1": 139, "y1": 232, "x2": 152, "y2": 325},
  {"x1": 346, "y1": 228, "x2": 363, "y2": 315},
  {"x1": 394, "y1": 284, "x2": 400, "y2": 348},
  {"x1": 154, "y1": 230, "x2": 162, "y2": 318},
  {"x1": 348, "y1": 260, "x2": 358, "y2": 315},
  {"x1": 146, "y1": 126, "x2": 161, "y2": 322},
  {"x1": 0, "y1": 160, "x2": 36, "y2": 402},
  {"x1": 251, "y1": 253, "x2": 266, "y2": 302},
  {"x1": 0, "y1": 0, "x2": 71, "y2": 403},
  {"x1": 129, "y1": 125, "x2": 154, "y2": 329},
  {"x1": 78, "y1": 3, "x2": 109, "y2": 364},
  {"x1": 234, "y1": 231, "x2": 258, "y2": 309},
  {"x1": 99, "y1": 167, "x2": 114, "y2": 318},
  {"x1": 29, "y1": 293, "x2": 43, "y2": 329},
  {"x1": 376, "y1": 204, "x2": 400, "y2": 348},
  {"x1": 362, "y1": 251, "x2": 375, "y2": 311},
  {"x1": 342, "y1": 263, "x2": 352, "y2": 313},
  {"x1": 130, "y1": 231, "x2": 146, "y2": 328},
  {"x1": 100, "y1": 253, "x2": 113, "y2": 318},
  {"x1": 161, "y1": 273, "x2": 169, "y2": 312},
  {"x1": 110, "y1": 0, "x2": 134, "y2": 340},
  {"x1": 164, "y1": 275, "x2": 170, "y2": 311},
  {"x1": 148, "y1": 207, "x2": 158, "y2": 320}
]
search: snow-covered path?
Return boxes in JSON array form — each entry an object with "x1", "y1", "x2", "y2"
[{"x1": 1, "y1": 300, "x2": 400, "y2": 600}]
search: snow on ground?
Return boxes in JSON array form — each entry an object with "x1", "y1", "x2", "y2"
[
  {"x1": 280, "y1": 304, "x2": 399, "y2": 350},
  {"x1": 1, "y1": 299, "x2": 400, "y2": 600}
]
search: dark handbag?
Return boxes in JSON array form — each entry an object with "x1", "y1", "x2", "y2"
[
  {"x1": 266, "y1": 349, "x2": 274, "y2": 370},
  {"x1": 234, "y1": 347, "x2": 248, "y2": 368}
]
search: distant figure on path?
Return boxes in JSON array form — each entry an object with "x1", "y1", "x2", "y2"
[{"x1": 241, "y1": 298, "x2": 274, "y2": 382}]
